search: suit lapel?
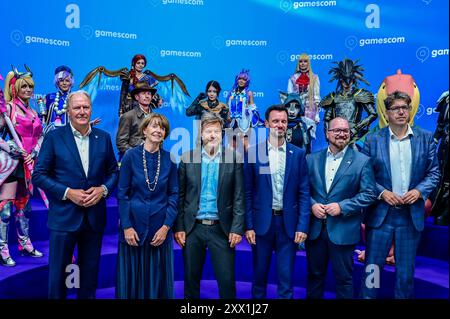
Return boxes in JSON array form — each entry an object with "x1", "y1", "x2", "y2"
[
  {"x1": 380, "y1": 128, "x2": 392, "y2": 181},
  {"x1": 409, "y1": 127, "x2": 418, "y2": 187},
  {"x1": 87, "y1": 130, "x2": 98, "y2": 179},
  {"x1": 318, "y1": 149, "x2": 328, "y2": 194},
  {"x1": 328, "y1": 147, "x2": 354, "y2": 194},
  {"x1": 192, "y1": 149, "x2": 202, "y2": 190},
  {"x1": 262, "y1": 142, "x2": 272, "y2": 189},
  {"x1": 62, "y1": 125, "x2": 86, "y2": 179},
  {"x1": 218, "y1": 148, "x2": 227, "y2": 196},
  {"x1": 283, "y1": 143, "x2": 293, "y2": 191}
]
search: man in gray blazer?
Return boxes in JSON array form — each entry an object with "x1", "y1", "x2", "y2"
[
  {"x1": 174, "y1": 112, "x2": 245, "y2": 299},
  {"x1": 306, "y1": 117, "x2": 377, "y2": 299}
]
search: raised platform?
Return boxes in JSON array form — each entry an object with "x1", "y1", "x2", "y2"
[
  {"x1": 1, "y1": 234, "x2": 448, "y2": 299},
  {"x1": 1, "y1": 199, "x2": 448, "y2": 299}
]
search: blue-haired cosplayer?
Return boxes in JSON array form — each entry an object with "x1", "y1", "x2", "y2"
[
  {"x1": 39, "y1": 65, "x2": 74, "y2": 134},
  {"x1": 227, "y1": 69, "x2": 263, "y2": 134}
]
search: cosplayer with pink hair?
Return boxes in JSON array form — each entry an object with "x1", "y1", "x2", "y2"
[{"x1": 0, "y1": 66, "x2": 43, "y2": 267}]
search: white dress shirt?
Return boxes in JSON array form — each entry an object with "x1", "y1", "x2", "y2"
[
  {"x1": 63, "y1": 122, "x2": 107, "y2": 200},
  {"x1": 71, "y1": 122, "x2": 91, "y2": 177},
  {"x1": 325, "y1": 145, "x2": 348, "y2": 193},
  {"x1": 268, "y1": 140, "x2": 286, "y2": 210},
  {"x1": 389, "y1": 125, "x2": 413, "y2": 196}
]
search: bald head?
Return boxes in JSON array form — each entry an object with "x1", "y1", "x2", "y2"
[{"x1": 329, "y1": 117, "x2": 349, "y2": 129}]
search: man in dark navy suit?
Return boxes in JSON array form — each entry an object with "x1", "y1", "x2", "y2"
[
  {"x1": 306, "y1": 117, "x2": 377, "y2": 299},
  {"x1": 245, "y1": 104, "x2": 310, "y2": 299},
  {"x1": 33, "y1": 91, "x2": 118, "y2": 299}
]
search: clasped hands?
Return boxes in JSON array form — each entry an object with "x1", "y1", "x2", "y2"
[
  {"x1": 67, "y1": 187, "x2": 104, "y2": 207},
  {"x1": 312, "y1": 202, "x2": 341, "y2": 219},
  {"x1": 381, "y1": 189, "x2": 421, "y2": 206}
]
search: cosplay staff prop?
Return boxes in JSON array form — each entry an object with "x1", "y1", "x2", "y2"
[{"x1": 0, "y1": 89, "x2": 33, "y2": 172}]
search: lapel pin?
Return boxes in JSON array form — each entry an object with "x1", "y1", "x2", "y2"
[{"x1": 347, "y1": 161, "x2": 351, "y2": 164}]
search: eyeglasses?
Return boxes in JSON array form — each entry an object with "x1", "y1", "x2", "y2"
[
  {"x1": 387, "y1": 105, "x2": 411, "y2": 113},
  {"x1": 327, "y1": 128, "x2": 350, "y2": 135}
]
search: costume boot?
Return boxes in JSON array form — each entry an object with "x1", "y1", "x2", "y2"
[
  {"x1": 0, "y1": 202, "x2": 16, "y2": 266},
  {"x1": 16, "y1": 203, "x2": 43, "y2": 257}
]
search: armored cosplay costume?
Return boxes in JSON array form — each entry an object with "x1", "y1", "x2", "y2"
[
  {"x1": 0, "y1": 67, "x2": 43, "y2": 266},
  {"x1": 320, "y1": 59, "x2": 377, "y2": 144},
  {"x1": 431, "y1": 91, "x2": 449, "y2": 226}
]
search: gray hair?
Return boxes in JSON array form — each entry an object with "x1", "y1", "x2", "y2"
[{"x1": 67, "y1": 90, "x2": 92, "y2": 108}]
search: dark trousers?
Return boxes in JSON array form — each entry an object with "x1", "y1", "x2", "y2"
[
  {"x1": 252, "y1": 215, "x2": 297, "y2": 299},
  {"x1": 48, "y1": 216, "x2": 103, "y2": 299},
  {"x1": 305, "y1": 222, "x2": 355, "y2": 299},
  {"x1": 360, "y1": 207, "x2": 420, "y2": 299},
  {"x1": 183, "y1": 223, "x2": 236, "y2": 299}
]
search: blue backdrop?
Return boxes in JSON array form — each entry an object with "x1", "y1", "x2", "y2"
[{"x1": 1, "y1": 0, "x2": 448, "y2": 155}]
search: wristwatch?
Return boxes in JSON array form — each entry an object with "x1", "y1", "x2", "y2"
[{"x1": 101, "y1": 185, "x2": 108, "y2": 198}]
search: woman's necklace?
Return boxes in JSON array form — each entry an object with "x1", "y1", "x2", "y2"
[{"x1": 142, "y1": 144, "x2": 161, "y2": 192}]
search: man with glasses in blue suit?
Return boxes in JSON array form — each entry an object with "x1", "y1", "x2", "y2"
[{"x1": 360, "y1": 91, "x2": 439, "y2": 299}]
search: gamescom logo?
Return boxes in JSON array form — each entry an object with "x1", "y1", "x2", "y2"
[
  {"x1": 345, "y1": 35, "x2": 406, "y2": 50},
  {"x1": 275, "y1": 51, "x2": 333, "y2": 65},
  {"x1": 416, "y1": 46, "x2": 449, "y2": 63},
  {"x1": 222, "y1": 91, "x2": 265, "y2": 99},
  {"x1": 211, "y1": 36, "x2": 268, "y2": 50},
  {"x1": 146, "y1": 45, "x2": 202, "y2": 58},
  {"x1": 10, "y1": 29, "x2": 70, "y2": 47},
  {"x1": 280, "y1": 0, "x2": 337, "y2": 12},
  {"x1": 161, "y1": 0, "x2": 204, "y2": 5},
  {"x1": 79, "y1": 25, "x2": 138, "y2": 41},
  {"x1": 148, "y1": 0, "x2": 204, "y2": 6}
]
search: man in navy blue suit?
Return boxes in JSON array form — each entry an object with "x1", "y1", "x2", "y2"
[
  {"x1": 360, "y1": 91, "x2": 439, "y2": 299},
  {"x1": 33, "y1": 91, "x2": 118, "y2": 299},
  {"x1": 306, "y1": 117, "x2": 377, "y2": 299},
  {"x1": 245, "y1": 104, "x2": 310, "y2": 299}
]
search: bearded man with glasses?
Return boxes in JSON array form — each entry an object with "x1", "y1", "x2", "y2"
[{"x1": 305, "y1": 117, "x2": 377, "y2": 299}]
